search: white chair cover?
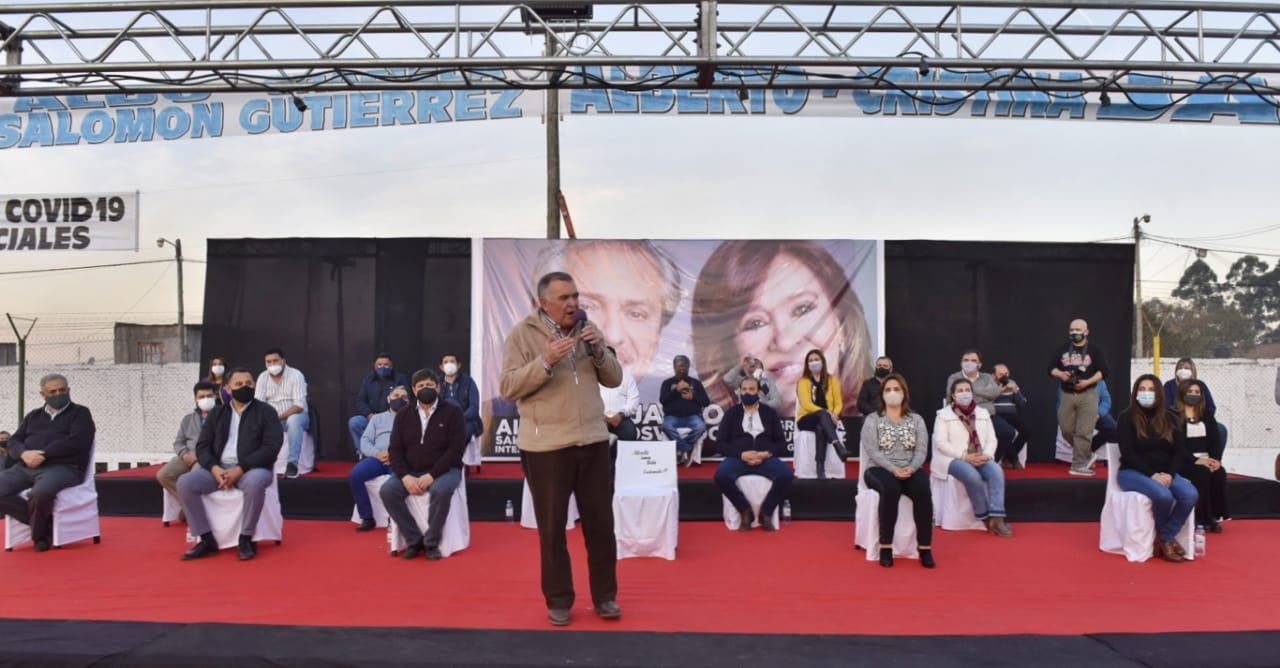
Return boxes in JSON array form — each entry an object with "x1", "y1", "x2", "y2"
[
  {"x1": 675, "y1": 427, "x2": 705, "y2": 465},
  {"x1": 274, "y1": 430, "x2": 316, "y2": 476},
  {"x1": 162, "y1": 489, "x2": 182, "y2": 525},
  {"x1": 187, "y1": 473, "x2": 284, "y2": 550},
  {"x1": 1099, "y1": 443, "x2": 1194, "y2": 562},
  {"x1": 792, "y1": 430, "x2": 846, "y2": 479},
  {"x1": 462, "y1": 436, "x2": 482, "y2": 467},
  {"x1": 721, "y1": 474, "x2": 780, "y2": 530},
  {"x1": 929, "y1": 476, "x2": 987, "y2": 531},
  {"x1": 5, "y1": 445, "x2": 100, "y2": 551},
  {"x1": 613, "y1": 440, "x2": 679, "y2": 560},
  {"x1": 387, "y1": 473, "x2": 471, "y2": 557},
  {"x1": 1055, "y1": 428, "x2": 1101, "y2": 465},
  {"x1": 853, "y1": 439, "x2": 918, "y2": 560},
  {"x1": 350, "y1": 474, "x2": 391, "y2": 527},
  {"x1": 521, "y1": 479, "x2": 579, "y2": 530}
]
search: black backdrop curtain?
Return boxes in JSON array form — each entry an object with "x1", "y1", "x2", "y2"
[
  {"x1": 200, "y1": 237, "x2": 471, "y2": 461},
  {"x1": 883, "y1": 240, "x2": 1134, "y2": 463}
]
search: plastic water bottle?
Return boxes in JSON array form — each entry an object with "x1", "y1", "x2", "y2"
[
  {"x1": 1194, "y1": 525, "x2": 1206, "y2": 558},
  {"x1": 782, "y1": 500, "x2": 792, "y2": 525},
  {"x1": 505, "y1": 499, "x2": 515, "y2": 524}
]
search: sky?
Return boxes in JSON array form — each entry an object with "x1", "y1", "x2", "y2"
[{"x1": 1, "y1": 109, "x2": 1278, "y2": 361}]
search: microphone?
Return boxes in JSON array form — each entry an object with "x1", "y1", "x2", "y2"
[{"x1": 571, "y1": 309, "x2": 593, "y2": 355}]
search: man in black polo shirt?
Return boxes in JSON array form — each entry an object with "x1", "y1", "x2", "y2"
[
  {"x1": 0, "y1": 373, "x2": 96, "y2": 552},
  {"x1": 659, "y1": 355, "x2": 711, "y2": 466},
  {"x1": 1048, "y1": 318, "x2": 1109, "y2": 477}
]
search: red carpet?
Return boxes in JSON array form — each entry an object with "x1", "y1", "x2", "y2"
[
  {"x1": 100, "y1": 461, "x2": 1099, "y2": 482},
  {"x1": 4, "y1": 517, "x2": 1278, "y2": 635}
]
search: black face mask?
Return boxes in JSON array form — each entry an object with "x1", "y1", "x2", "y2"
[
  {"x1": 740, "y1": 393, "x2": 760, "y2": 406},
  {"x1": 416, "y1": 387, "x2": 438, "y2": 405},
  {"x1": 46, "y1": 393, "x2": 71, "y2": 410},
  {"x1": 231, "y1": 385, "x2": 255, "y2": 404},
  {"x1": 874, "y1": 368, "x2": 891, "y2": 379}
]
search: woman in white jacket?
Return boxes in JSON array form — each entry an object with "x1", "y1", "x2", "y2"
[{"x1": 933, "y1": 379, "x2": 1013, "y2": 537}]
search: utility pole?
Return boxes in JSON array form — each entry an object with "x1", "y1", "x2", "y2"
[
  {"x1": 157, "y1": 237, "x2": 185, "y2": 362},
  {"x1": 1132, "y1": 214, "x2": 1150, "y2": 359},
  {"x1": 6, "y1": 313, "x2": 36, "y2": 422},
  {"x1": 545, "y1": 33, "x2": 561, "y2": 240}
]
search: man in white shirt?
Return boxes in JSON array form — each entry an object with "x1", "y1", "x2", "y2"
[
  {"x1": 255, "y1": 347, "x2": 309, "y2": 478},
  {"x1": 599, "y1": 346, "x2": 640, "y2": 443}
]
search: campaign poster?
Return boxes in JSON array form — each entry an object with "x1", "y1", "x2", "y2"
[{"x1": 0, "y1": 192, "x2": 139, "y2": 251}]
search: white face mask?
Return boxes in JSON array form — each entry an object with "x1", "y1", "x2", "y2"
[
  {"x1": 807, "y1": 360, "x2": 823, "y2": 374},
  {"x1": 883, "y1": 391, "x2": 904, "y2": 407},
  {"x1": 443, "y1": 362, "x2": 459, "y2": 376},
  {"x1": 954, "y1": 391, "x2": 974, "y2": 407},
  {"x1": 210, "y1": 365, "x2": 225, "y2": 377},
  {"x1": 961, "y1": 361, "x2": 979, "y2": 375},
  {"x1": 196, "y1": 397, "x2": 217, "y2": 412},
  {"x1": 1136, "y1": 390, "x2": 1157, "y2": 408},
  {"x1": 267, "y1": 364, "x2": 284, "y2": 376},
  {"x1": 1175, "y1": 368, "x2": 1193, "y2": 381}
]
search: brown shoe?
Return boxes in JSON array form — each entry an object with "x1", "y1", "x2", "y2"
[
  {"x1": 1154, "y1": 539, "x2": 1184, "y2": 562},
  {"x1": 989, "y1": 517, "x2": 1014, "y2": 537},
  {"x1": 1170, "y1": 540, "x2": 1186, "y2": 557}
]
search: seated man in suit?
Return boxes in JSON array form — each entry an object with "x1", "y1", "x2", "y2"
[
  {"x1": 379, "y1": 368, "x2": 468, "y2": 560},
  {"x1": 713, "y1": 376, "x2": 793, "y2": 532},
  {"x1": 0, "y1": 373, "x2": 96, "y2": 552},
  {"x1": 156, "y1": 381, "x2": 219, "y2": 521},
  {"x1": 177, "y1": 368, "x2": 283, "y2": 561},
  {"x1": 351, "y1": 385, "x2": 409, "y2": 531}
]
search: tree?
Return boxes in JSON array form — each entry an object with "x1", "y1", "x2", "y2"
[
  {"x1": 1170, "y1": 259, "x2": 1223, "y2": 308},
  {"x1": 1224, "y1": 255, "x2": 1280, "y2": 335},
  {"x1": 1142, "y1": 297, "x2": 1256, "y2": 358}
]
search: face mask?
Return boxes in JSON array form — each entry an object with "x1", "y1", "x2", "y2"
[
  {"x1": 1069, "y1": 332, "x2": 1085, "y2": 344},
  {"x1": 961, "y1": 361, "x2": 979, "y2": 374},
  {"x1": 1136, "y1": 391, "x2": 1156, "y2": 408},
  {"x1": 389, "y1": 397, "x2": 410, "y2": 412},
  {"x1": 210, "y1": 365, "x2": 225, "y2": 377},
  {"x1": 752, "y1": 368, "x2": 764, "y2": 380},
  {"x1": 1175, "y1": 369, "x2": 1193, "y2": 381},
  {"x1": 443, "y1": 362, "x2": 459, "y2": 377},
  {"x1": 874, "y1": 368, "x2": 890, "y2": 379},
  {"x1": 46, "y1": 393, "x2": 71, "y2": 410},
  {"x1": 416, "y1": 387, "x2": 438, "y2": 405},
  {"x1": 196, "y1": 397, "x2": 217, "y2": 412},
  {"x1": 883, "y1": 391, "x2": 903, "y2": 407},
  {"x1": 808, "y1": 360, "x2": 823, "y2": 374},
  {"x1": 740, "y1": 393, "x2": 760, "y2": 406},
  {"x1": 1183, "y1": 394, "x2": 1202, "y2": 406},
  {"x1": 376, "y1": 367, "x2": 393, "y2": 379},
  {"x1": 953, "y1": 391, "x2": 974, "y2": 407},
  {"x1": 267, "y1": 364, "x2": 284, "y2": 376},
  {"x1": 231, "y1": 385, "x2": 255, "y2": 404}
]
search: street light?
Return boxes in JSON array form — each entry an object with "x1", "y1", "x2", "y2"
[
  {"x1": 156, "y1": 237, "x2": 185, "y2": 363},
  {"x1": 1133, "y1": 214, "x2": 1150, "y2": 359}
]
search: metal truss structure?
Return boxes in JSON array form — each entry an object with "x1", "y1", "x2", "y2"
[{"x1": 2, "y1": 0, "x2": 1280, "y2": 97}]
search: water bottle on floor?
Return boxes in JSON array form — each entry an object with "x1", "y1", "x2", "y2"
[
  {"x1": 1194, "y1": 524, "x2": 1206, "y2": 558},
  {"x1": 505, "y1": 499, "x2": 514, "y2": 524},
  {"x1": 782, "y1": 500, "x2": 792, "y2": 525}
]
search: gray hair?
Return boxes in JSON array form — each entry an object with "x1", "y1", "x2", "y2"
[
  {"x1": 39, "y1": 373, "x2": 68, "y2": 389},
  {"x1": 532, "y1": 240, "x2": 683, "y2": 327}
]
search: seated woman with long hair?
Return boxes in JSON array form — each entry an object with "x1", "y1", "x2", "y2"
[
  {"x1": 796, "y1": 348, "x2": 849, "y2": 477},
  {"x1": 1174, "y1": 380, "x2": 1228, "y2": 532},
  {"x1": 932, "y1": 379, "x2": 1013, "y2": 537},
  {"x1": 1116, "y1": 374, "x2": 1198, "y2": 563},
  {"x1": 859, "y1": 374, "x2": 934, "y2": 569}
]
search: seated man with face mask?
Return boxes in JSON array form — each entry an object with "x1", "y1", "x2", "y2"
[
  {"x1": 156, "y1": 381, "x2": 219, "y2": 521},
  {"x1": 350, "y1": 386, "x2": 409, "y2": 531},
  {"x1": 713, "y1": 376, "x2": 793, "y2": 531}
]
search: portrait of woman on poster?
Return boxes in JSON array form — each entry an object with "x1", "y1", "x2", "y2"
[{"x1": 691, "y1": 240, "x2": 873, "y2": 418}]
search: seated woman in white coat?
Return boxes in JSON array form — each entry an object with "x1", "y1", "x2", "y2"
[{"x1": 933, "y1": 379, "x2": 1013, "y2": 537}]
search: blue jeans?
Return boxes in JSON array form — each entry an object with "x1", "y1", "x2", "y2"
[
  {"x1": 661, "y1": 415, "x2": 705, "y2": 454},
  {"x1": 348, "y1": 415, "x2": 369, "y2": 457},
  {"x1": 947, "y1": 458, "x2": 1006, "y2": 519},
  {"x1": 348, "y1": 456, "x2": 393, "y2": 521},
  {"x1": 714, "y1": 457, "x2": 794, "y2": 518},
  {"x1": 1116, "y1": 469, "x2": 1198, "y2": 543},
  {"x1": 283, "y1": 413, "x2": 310, "y2": 465}
]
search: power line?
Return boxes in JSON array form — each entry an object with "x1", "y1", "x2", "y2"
[
  {"x1": 0, "y1": 259, "x2": 168, "y2": 276},
  {"x1": 1151, "y1": 223, "x2": 1280, "y2": 244}
]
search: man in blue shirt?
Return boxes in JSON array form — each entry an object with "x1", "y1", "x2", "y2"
[{"x1": 348, "y1": 353, "x2": 410, "y2": 458}]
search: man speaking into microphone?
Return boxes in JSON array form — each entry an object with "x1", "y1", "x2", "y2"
[{"x1": 500, "y1": 270, "x2": 623, "y2": 627}]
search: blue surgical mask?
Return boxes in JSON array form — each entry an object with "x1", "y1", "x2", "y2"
[
  {"x1": 1136, "y1": 391, "x2": 1156, "y2": 408},
  {"x1": 740, "y1": 393, "x2": 760, "y2": 406},
  {"x1": 376, "y1": 367, "x2": 393, "y2": 379}
]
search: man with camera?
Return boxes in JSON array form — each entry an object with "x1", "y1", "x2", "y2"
[{"x1": 1048, "y1": 319, "x2": 1109, "y2": 477}]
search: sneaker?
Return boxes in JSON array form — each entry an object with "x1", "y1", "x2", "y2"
[
  {"x1": 285, "y1": 463, "x2": 299, "y2": 479},
  {"x1": 1068, "y1": 467, "x2": 1096, "y2": 477}
]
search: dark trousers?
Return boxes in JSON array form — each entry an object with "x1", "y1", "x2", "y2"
[
  {"x1": 522, "y1": 442, "x2": 617, "y2": 610},
  {"x1": 714, "y1": 457, "x2": 793, "y2": 517},
  {"x1": 607, "y1": 416, "x2": 639, "y2": 442},
  {"x1": 1091, "y1": 414, "x2": 1119, "y2": 452},
  {"x1": 797, "y1": 411, "x2": 842, "y2": 464},
  {"x1": 863, "y1": 467, "x2": 933, "y2": 547},
  {"x1": 378, "y1": 468, "x2": 462, "y2": 548},
  {"x1": 992, "y1": 412, "x2": 1025, "y2": 462},
  {"x1": 0, "y1": 464, "x2": 83, "y2": 543},
  {"x1": 1180, "y1": 463, "x2": 1230, "y2": 521}
]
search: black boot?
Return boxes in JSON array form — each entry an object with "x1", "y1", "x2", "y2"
[
  {"x1": 879, "y1": 546, "x2": 893, "y2": 568},
  {"x1": 182, "y1": 533, "x2": 219, "y2": 561},
  {"x1": 738, "y1": 508, "x2": 755, "y2": 531},
  {"x1": 919, "y1": 547, "x2": 936, "y2": 569},
  {"x1": 238, "y1": 534, "x2": 257, "y2": 561}
]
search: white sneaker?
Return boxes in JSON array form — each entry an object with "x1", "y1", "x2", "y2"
[{"x1": 1068, "y1": 468, "x2": 1096, "y2": 477}]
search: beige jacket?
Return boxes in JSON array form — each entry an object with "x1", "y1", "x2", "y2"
[{"x1": 499, "y1": 310, "x2": 623, "y2": 452}]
